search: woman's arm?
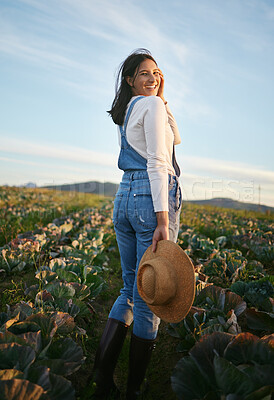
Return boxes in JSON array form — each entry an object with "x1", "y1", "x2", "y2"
[
  {"x1": 165, "y1": 104, "x2": 181, "y2": 145},
  {"x1": 143, "y1": 96, "x2": 169, "y2": 213},
  {"x1": 157, "y1": 69, "x2": 181, "y2": 145},
  {"x1": 152, "y1": 211, "x2": 169, "y2": 252},
  {"x1": 143, "y1": 96, "x2": 170, "y2": 252}
]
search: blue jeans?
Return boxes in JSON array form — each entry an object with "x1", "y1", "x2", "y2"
[{"x1": 109, "y1": 171, "x2": 182, "y2": 340}]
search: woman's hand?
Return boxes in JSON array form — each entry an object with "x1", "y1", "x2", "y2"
[
  {"x1": 157, "y1": 69, "x2": 167, "y2": 105},
  {"x1": 152, "y1": 211, "x2": 169, "y2": 252}
]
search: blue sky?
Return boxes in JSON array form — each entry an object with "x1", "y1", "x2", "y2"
[{"x1": 1, "y1": 0, "x2": 274, "y2": 206}]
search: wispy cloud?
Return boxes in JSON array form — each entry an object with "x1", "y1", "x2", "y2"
[
  {"x1": 0, "y1": 154, "x2": 122, "y2": 186},
  {"x1": 0, "y1": 136, "x2": 117, "y2": 168},
  {"x1": 179, "y1": 154, "x2": 274, "y2": 205},
  {"x1": 2, "y1": 0, "x2": 272, "y2": 114},
  {"x1": 1, "y1": 134, "x2": 273, "y2": 192},
  {"x1": 1, "y1": 134, "x2": 273, "y2": 205},
  {"x1": 1, "y1": 0, "x2": 209, "y2": 119},
  {"x1": 0, "y1": 33, "x2": 97, "y2": 76},
  {"x1": 181, "y1": 155, "x2": 274, "y2": 184},
  {"x1": 2, "y1": 136, "x2": 273, "y2": 184},
  {"x1": 185, "y1": 0, "x2": 274, "y2": 52}
]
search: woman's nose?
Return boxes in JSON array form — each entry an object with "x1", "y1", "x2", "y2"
[{"x1": 148, "y1": 73, "x2": 156, "y2": 82}]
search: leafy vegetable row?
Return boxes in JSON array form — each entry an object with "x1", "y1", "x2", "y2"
[
  {"x1": 169, "y1": 208, "x2": 274, "y2": 399},
  {"x1": 0, "y1": 203, "x2": 115, "y2": 399}
]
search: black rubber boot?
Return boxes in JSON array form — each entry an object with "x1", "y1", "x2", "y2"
[
  {"x1": 91, "y1": 318, "x2": 129, "y2": 399},
  {"x1": 126, "y1": 333, "x2": 156, "y2": 400}
]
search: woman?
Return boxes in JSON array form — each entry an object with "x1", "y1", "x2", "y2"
[{"x1": 92, "y1": 49, "x2": 182, "y2": 399}]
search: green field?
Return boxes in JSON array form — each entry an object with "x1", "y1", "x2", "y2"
[{"x1": 0, "y1": 186, "x2": 273, "y2": 399}]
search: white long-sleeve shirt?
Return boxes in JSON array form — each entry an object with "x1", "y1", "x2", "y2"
[{"x1": 117, "y1": 95, "x2": 181, "y2": 212}]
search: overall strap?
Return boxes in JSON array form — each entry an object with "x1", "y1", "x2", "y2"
[
  {"x1": 119, "y1": 96, "x2": 144, "y2": 136},
  {"x1": 172, "y1": 145, "x2": 181, "y2": 177}
]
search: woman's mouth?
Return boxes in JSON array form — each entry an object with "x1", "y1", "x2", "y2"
[{"x1": 145, "y1": 85, "x2": 157, "y2": 89}]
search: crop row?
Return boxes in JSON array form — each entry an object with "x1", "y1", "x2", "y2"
[
  {"x1": 169, "y1": 206, "x2": 274, "y2": 399},
  {"x1": 0, "y1": 200, "x2": 115, "y2": 399},
  {"x1": 0, "y1": 186, "x2": 103, "y2": 246}
]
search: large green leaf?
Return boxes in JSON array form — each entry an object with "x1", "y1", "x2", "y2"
[
  {"x1": 72, "y1": 298, "x2": 91, "y2": 318},
  {"x1": 49, "y1": 258, "x2": 67, "y2": 272},
  {"x1": 224, "y1": 291, "x2": 247, "y2": 317},
  {"x1": 0, "y1": 317, "x2": 19, "y2": 332},
  {"x1": 47, "y1": 336, "x2": 84, "y2": 363},
  {"x1": 46, "y1": 372, "x2": 75, "y2": 400},
  {"x1": 85, "y1": 272, "x2": 105, "y2": 298},
  {"x1": 24, "y1": 284, "x2": 40, "y2": 300},
  {"x1": 245, "y1": 308, "x2": 274, "y2": 332},
  {"x1": 0, "y1": 379, "x2": 44, "y2": 399},
  {"x1": 241, "y1": 364, "x2": 274, "y2": 389},
  {"x1": 189, "y1": 332, "x2": 233, "y2": 387},
  {"x1": 230, "y1": 281, "x2": 248, "y2": 297},
  {"x1": 0, "y1": 369, "x2": 24, "y2": 380},
  {"x1": 11, "y1": 302, "x2": 35, "y2": 318},
  {"x1": 51, "y1": 312, "x2": 75, "y2": 334},
  {"x1": 56, "y1": 269, "x2": 80, "y2": 283},
  {"x1": 26, "y1": 365, "x2": 51, "y2": 392},
  {"x1": 52, "y1": 298, "x2": 80, "y2": 318},
  {"x1": 214, "y1": 355, "x2": 253, "y2": 395},
  {"x1": 0, "y1": 331, "x2": 27, "y2": 346},
  {"x1": 16, "y1": 331, "x2": 42, "y2": 353},
  {"x1": 171, "y1": 355, "x2": 214, "y2": 400},
  {"x1": 40, "y1": 337, "x2": 84, "y2": 376},
  {"x1": 66, "y1": 264, "x2": 81, "y2": 277},
  {"x1": 243, "y1": 280, "x2": 274, "y2": 312},
  {"x1": 0, "y1": 343, "x2": 35, "y2": 371},
  {"x1": 35, "y1": 270, "x2": 57, "y2": 283},
  {"x1": 69, "y1": 282, "x2": 90, "y2": 300},
  {"x1": 195, "y1": 286, "x2": 246, "y2": 316},
  {"x1": 224, "y1": 332, "x2": 274, "y2": 366},
  {"x1": 7, "y1": 321, "x2": 40, "y2": 335},
  {"x1": 45, "y1": 281, "x2": 76, "y2": 299},
  {"x1": 25, "y1": 314, "x2": 57, "y2": 352},
  {"x1": 35, "y1": 289, "x2": 55, "y2": 304},
  {"x1": 244, "y1": 385, "x2": 274, "y2": 400}
]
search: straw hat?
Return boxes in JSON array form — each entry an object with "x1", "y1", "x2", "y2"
[{"x1": 137, "y1": 240, "x2": 195, "y2": 323}]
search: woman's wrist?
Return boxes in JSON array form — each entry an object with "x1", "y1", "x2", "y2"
[{"x1": 156, "y1": 211, "x2": 169, "y2": 226}]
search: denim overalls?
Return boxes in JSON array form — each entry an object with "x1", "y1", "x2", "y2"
[{"x1": 109, "y1": 96, "x2": 182, "y2": 340}]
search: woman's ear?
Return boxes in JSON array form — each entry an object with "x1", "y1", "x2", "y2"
[{"x1": 125, "y1": 76, "x2": 133, "y2": 87}]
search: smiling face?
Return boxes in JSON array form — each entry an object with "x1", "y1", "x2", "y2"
[{"x1": 126, "y1": 58, "x2": 160, "y2": 97}]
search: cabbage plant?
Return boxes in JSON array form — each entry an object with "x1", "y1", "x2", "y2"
[
  {"x1": 167, "y1": 286, "x2": 246, "y2": 352},
  {"x1": 171, "y1": 331, "x2": 274, "y2": 399},
  {"x1": 230, "y1": 279, "x2": 274, "y2": 312},
  {"x1": 202, "y1": 249, "x2": 248, "y2": 286},
  {"x1": 0, "y1": 312, "x2": 85, "y2": 399},
  {"x1": 30, "y1": 261, "x2": 105, "y2": 319}
]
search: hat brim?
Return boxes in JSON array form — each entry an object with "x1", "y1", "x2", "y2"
[{"x1": 138, "y1": 240, "x2": 195, "y2": 323}]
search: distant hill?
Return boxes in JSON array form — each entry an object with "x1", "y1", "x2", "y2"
[
  {"x1": 186, "y1": 197, "x2": 274, "y2": 213},
  {"x1": 42, "y1": 180, "x2": 119, "y2": 197},
  {"x1": 41, "y1": 181, "x2": 273, "y2": 214},
  {"x1": 20, "y1": 182, "x2": 37, "y2": 188}
]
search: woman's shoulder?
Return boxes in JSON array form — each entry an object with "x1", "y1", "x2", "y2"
[
  {"x1": 134, "y1": 96, "x2": 165, "y2": 112},
  {"x1": 127, "y1": 97, "x2": 166, "y2": 124}
]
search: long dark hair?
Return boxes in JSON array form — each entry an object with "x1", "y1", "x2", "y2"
[{"x1": 108, "y1": 48, "x2": 157, "y2": 126}]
